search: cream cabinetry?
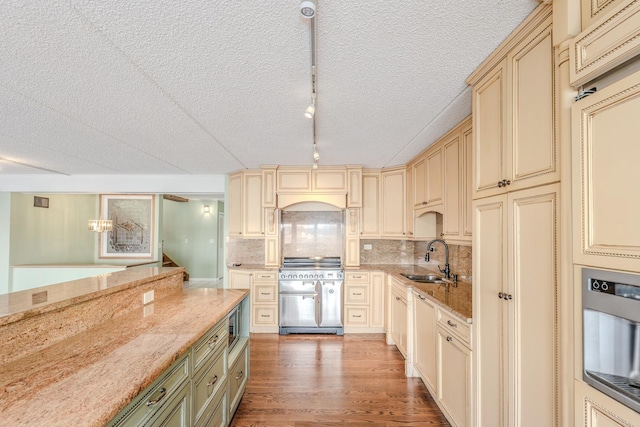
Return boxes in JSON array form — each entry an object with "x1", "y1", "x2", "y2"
[
  {"x1": 388, "y1": 278, "x2": 408, "y2": 358},
  {"x1": 381, "y1": 167, "x2": 406, "y2": 238},
  {"x1": 228, "y1": 269, "x2": 252, "y2": 290},
  {"x1": 345, "y1": 208, "x2": 360, "y2": 267},
  {"x1": 442, "y1": 117, "x2": 473, "y2": 244},
  {"x1": 473, "y1": 183, "x2": 559, "y2": 427},
  {"x1": 361, "y1": 172, "x2": 380, "y2": 237},
  {"x1": 228, "y1": 338, "x2": 249, "y2": 417},
  {"x1": 344, "y1": 271, "x2": 385, "y2": 333},
  {"x1": 572, "y1": 67, "x2": 640, "y2": 272},
  {"x1": 437, "y1": 312, "x2": 472, "y2": 427},
  {"x1": 250, "y1": 270, "x2": 278, "y2": 333},
  {"x1": 412, "y1": 291, "x2": 437, "y2": 393},
  {"x1": 469, "y1": 7, "x2": 557, "y2": 200},
  {"x1": 347, "y1": 166, "x2": 363, "y2": 207},
  {"x1": 574, "y1": 379, "x2": 640, "y2": 426},
  {"x1": 228, "y1": 171, "x2": 263, "y2": 237},
  {"x1": 572, "y1": 0, "x2": 640, "y2": 86},
  {"x1": 361, "y1": 168, "x2": 406, "y2": 238},
  {"x1": 276, "y1": 167, "x2": 347, "y2": 193},
  {"x1": 581, "y1": 0, "x2": 626, "y2": 29},
  {"x1": 410, "y1": 145, "x2": 443, "y2": 214}
]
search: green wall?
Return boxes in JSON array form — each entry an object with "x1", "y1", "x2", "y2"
[
  {"x1": 162, "y1": 199, "x2": 221, "y2": 279},
  {"x1": 10, "y1": 193, "x2": 97, "y2": 265},
  {"x1": 0, "y1": 193, "x2": 11, "y2": 293}
]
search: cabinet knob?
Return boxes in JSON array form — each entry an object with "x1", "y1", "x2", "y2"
[
  {"x1": 498, "y1": 292, "x2": 504, "y2": 299},
  {"x1": 506, "y1": 294, "x2": 513, "y2": 300},
  {"x1": 497, "y1": 181, "x2": 504, "y2": 188},
  {"x1": 446, "y1": 336, "x2": 453, "y2": 342}
]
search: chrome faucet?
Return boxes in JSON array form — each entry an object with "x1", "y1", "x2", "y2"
[{"x1": 425, "y1": 239, "x2": 451, "y2": 279}]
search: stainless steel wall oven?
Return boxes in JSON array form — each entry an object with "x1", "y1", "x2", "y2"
[
  {"x1": 228, "y1": 304, "x2": 241, "y2": 350},
  {"x1": 582, "y1": 267, "x2": 640, "y2": 413}
]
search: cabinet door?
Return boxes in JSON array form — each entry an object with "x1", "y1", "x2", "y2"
[
  {"x1": 425, "y1": 146, "x2": 443, "y2": 206},
  {"x1": 414, "y1": 293, "x2": 437, "y2": 392},
  {"x1": 228, "y1": 173, "x2": 242, "y2": 236},
  {"x1": 361, "y1": 173, "x2": 380, "y2": 236},
  {"x1": 381, "y1": 168, "x2": 406, "y2": 237},
  {"x1": 442, "y1": 135, "x2": 461, "y2": 240},
  {"x1": 462, "y1": 126, "x2": 473, "y2": 240},
  {"x1": 242, "y1": 173, "x2": 263, "y2": 237},
  {"x1": 507, "y1": 18, "x2": 557, "y2": 193},
  {"x1": 473, "y1": 59, "x2": 507, "y2": 199},
  {"x1": 473, "y1": 194, "x2": 508, "y2": 427},
  {"x1": 437, "y1": 328, "x2": 471, "y2": 427},
  {"x1": 508, "y1": 184, "x2": 558, "y2": 427},
  {"x1": 370, "y1": 272, "x2": 385, "y2": 329},
  {"x1": 572, "y1": 67, "x2": 640, "y2": 272},
  {"x1": 581, "y1": 0, "x2": 623, "y2": 29},
  {"x1": 412, "y1": 157, "x2": 427, "y2": 208},
  {"x1": 228, "y1": 270, "x2": 252, "y2": 289},
  {"x1": 391, "y1": 288, "x2": 408, "y2": 358}
]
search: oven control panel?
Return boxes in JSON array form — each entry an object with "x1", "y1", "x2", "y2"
[
  {"x1": 279, "y1": 270, "x2": 344, "y2": 280},
  {"x1": 589, "y1": 277, "x2": 640, "y2": 300}
]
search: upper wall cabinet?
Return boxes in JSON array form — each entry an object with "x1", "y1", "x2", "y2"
[
  {"x1": 581, "y1": 0, "x2": 630, "y2": 30},
  {"x1": 361, "y1": 168, "x2": 406, "y2": 239},
  {"x1": 228, "y1": 171, "x2": 264, "y2": 237},
  {"x1": 442, "y1": 117, "x2": 473, "y2": 245},
  {"x1": 468, "y1": 6, "x2": 557, "y2": 199},
  {"x1": 410, "y1": 145, "x2": 443, "y2": 215},
  {"x1": 572, "y1": 67, "x2": 640, "y2": 271},
  {"x1": 276, "y1": 167, "x2": 347, "y2": 193},
  {"x1": 571, "y1": 0, "x2": 640, "y2": 87}
]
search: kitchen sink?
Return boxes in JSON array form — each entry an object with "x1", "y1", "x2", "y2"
[{"x1": 400, "y1": 273, "x2": 445, "y2": 284}]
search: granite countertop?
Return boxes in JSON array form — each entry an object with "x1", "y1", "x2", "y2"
[
  {"x1": 352, "y1": 264, "x2": 472, "y2": 322},
  {"x1": 0, "y1": 287, "x2": 249, "y2": 427},
  {"x1": 0, "y1": 267, "x2": 182, "y2": 325}
]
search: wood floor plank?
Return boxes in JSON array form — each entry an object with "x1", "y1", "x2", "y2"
[{"x1": 230, "y1": 334, "x2": 451, "y2": 426}]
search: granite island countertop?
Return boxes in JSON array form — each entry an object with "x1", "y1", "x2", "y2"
[{"x1": 0, "y1": 285, "x2": 248, "y2": 426}]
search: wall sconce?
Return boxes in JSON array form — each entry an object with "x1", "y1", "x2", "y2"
[
  {"x1": 203, "y1": 205, "x2": 211, "y2": 214},
  {"x1": 88, "y1": 219, "x2": 113, "y2": 233}
]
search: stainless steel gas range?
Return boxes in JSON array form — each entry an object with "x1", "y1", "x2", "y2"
[{"x1": 278, "y1": 257, "x2": 344, "y2": 335}]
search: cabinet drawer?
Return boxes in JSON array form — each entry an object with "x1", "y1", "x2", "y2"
[
  {"x1": 195, "y1": 388, "x2": 227, "y2": 427},
  {"x1": 437, "y1": 309, "x2": 470, "y2": 346},
  {"x1": 229, "y1": 341, "x2": 249, "y2": 416},
  {"x1": 111, "y1": 355, "x2": 190, "y2": 427},
  {"x1": 252, "y1": 271, "x2": 277, "y2": 282},
  {"x1": 192, "y1": 319, "x2": 228, "y2": 373},
  {"x1": 253, "y1": 284, "x2": 277, "y2": 303},
  {"x1": 192, "y1": 346, "x2": 227, "y2": 424},
  {"x1": 345, "y1": 284, "x2": 369, "y2": 304},
  {"x1": 148, "y1": 380, "x2": 191, "y2": 427},
  {"x1": 253, "y1": 305, "x2": 278, "y2": 326},
  {"x1": 345, "y1": 271, "x2": 370, "y2": 283},
  {"x1": 345, "y1": 306, "x2": 369, "y2": 326}
]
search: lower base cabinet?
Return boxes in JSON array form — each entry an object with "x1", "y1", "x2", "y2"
[
  {"x1": 411, "y1": 288, "x2": 472, "y2": 427},
  {"x1": 228, "y1": 338, "x2": 249, "y2": 417},
  {"x1": 389, "y1": 279, "x2": 408, "y2": 357},
  {"x1": 574, "y1": 380, "x2": 640, "y2": 427},
  {"x1": 151, "y1": 382, "x2": 191, "y2": 427}
]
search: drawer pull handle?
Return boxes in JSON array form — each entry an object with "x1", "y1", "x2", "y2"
[
  {"x1": 260, "y1": 292, "x2": 270, "y2": 295},
  {"x1": 146, "y1": 388, "x2": 167, "y2": 407},
  {"x1": 447, "y1": 320, "x2": 457, "y2": 328},
  {"x1": 208, "y1": 335, "x2": 219, "y2": 348},
  {"x1": 235, "y1": 370, "x2": 244, "y2": 381},
  {"x1": 353, "y1": 315, "x2": 362, "y2": 318},
  {"x1": 446, "y1": 336, "x2": 453, "y2": 342},
  {"x1": 261, "y1": 275, "x2": 270, "y2": 278},
  {"x1": 395, "y1": 296, "x2": 400, "y2": 301},
  {"x1": 418, "y1": 295, "x2": 426, "y2": 301},
  {"x1": 353, "y1": 275, "x2": 362, "y2": 278},
  {"x1": 206, "y1": 375, "x2": 219, "y2": 388},
  {"x1": 261, "y1": 314, "x2": 270, "y2": 317},
  {"x1": 353, "y1": 292, "x2": 362, "y2": 296}
]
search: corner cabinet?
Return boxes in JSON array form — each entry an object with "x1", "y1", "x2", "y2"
[
  {"x1": 469, "y1": 6, "x2": 557, "y2": 200},
  {"x1": 228, "y1": 171, "x2": 264, "y2": 237},
  {"x1": 473, "y1": 183, "x2": 559, "y2": 427}
]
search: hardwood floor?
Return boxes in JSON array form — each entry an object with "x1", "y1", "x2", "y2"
[{"x1": 230, "y1": 333, "x2": 451, "y2": 426}]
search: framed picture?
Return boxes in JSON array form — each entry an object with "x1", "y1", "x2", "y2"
[{"x1": 99, "y1": 194, "x2": 155, "y2": 259}]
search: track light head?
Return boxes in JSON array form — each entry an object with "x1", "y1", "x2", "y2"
[
  {"x1": 305, "y1": 104, "x2": 315, "y2": 118},
  {"x1": 300, "y1": 0, "x2": 316, "y2": 18}
]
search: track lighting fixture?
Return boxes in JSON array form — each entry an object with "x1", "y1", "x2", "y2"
[
  {"x1": 305, "y1": 104, "x2": 315, "y2": 119},
  {"x1": 313, "y1": 144, "x2": 320, "y2": 161},
  {"x1": 300, "y1": 0, "x2": 316, "y2": 18}
]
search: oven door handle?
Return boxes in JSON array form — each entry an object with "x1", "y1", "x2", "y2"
[{"x1": 315, "y1": 280, "x2": 322, "y2": 327}]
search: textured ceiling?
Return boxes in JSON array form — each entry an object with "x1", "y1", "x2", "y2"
[{"x1": 0, "y1": 0, "x2": 539, "y2": 176}]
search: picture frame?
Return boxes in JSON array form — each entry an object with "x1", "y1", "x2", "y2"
[{"x1": 99, "y1": 194, "x2": 155, "y2": 259}]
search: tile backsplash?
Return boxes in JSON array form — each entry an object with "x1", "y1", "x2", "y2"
[
  {"x1": 361, "y1": 239, "x2": 472, "y2": 278},
  {"x1": 226, "y1": 237, "x2": 265, "y2": 265},
  {"x1": 281, "y1": 211, "x2": 343, "y2": 258}
]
